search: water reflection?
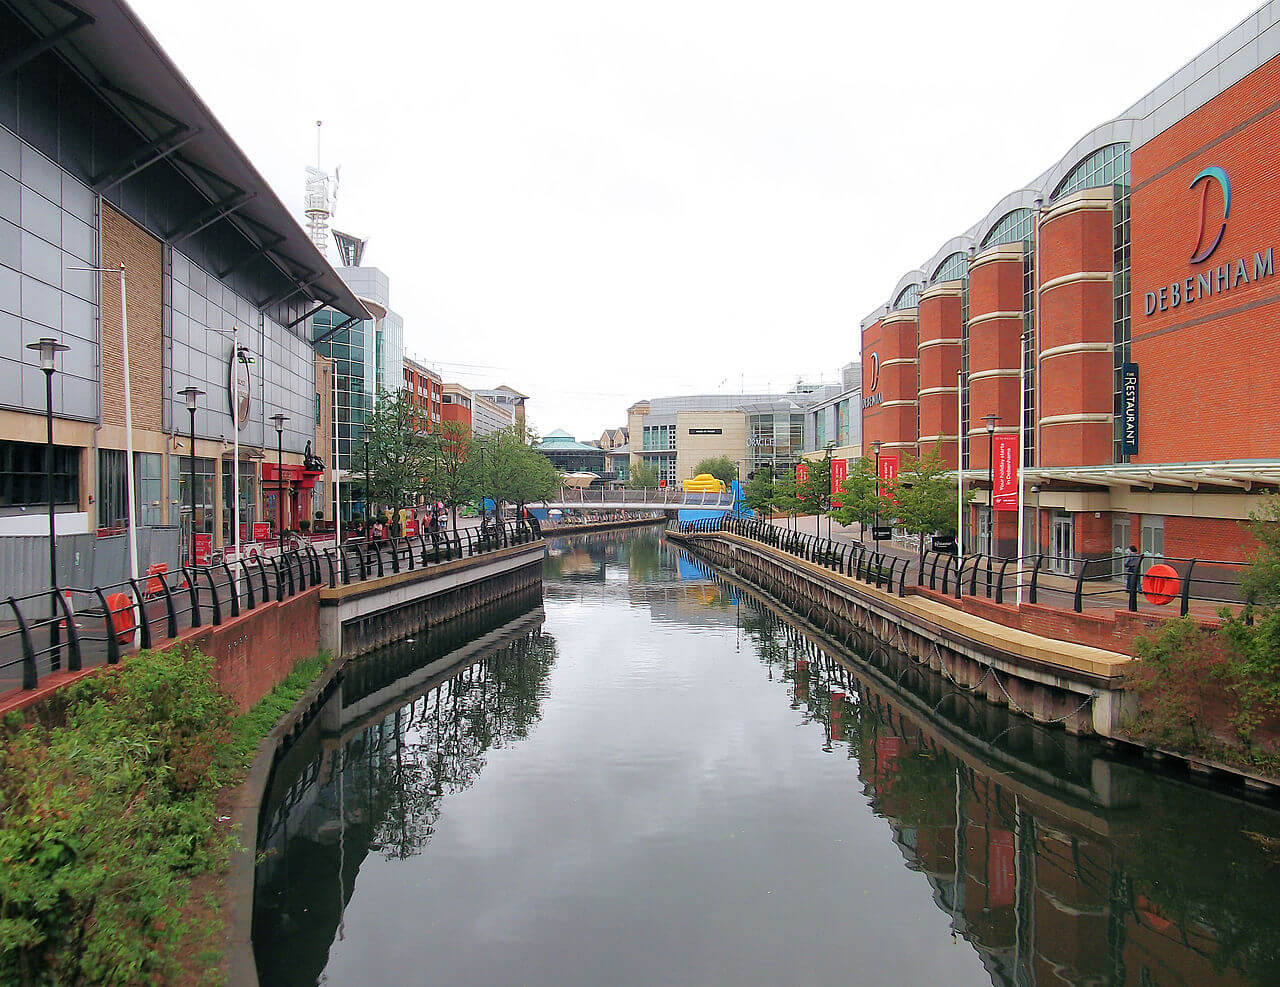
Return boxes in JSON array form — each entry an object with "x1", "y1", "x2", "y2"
[{"x1": 253, "y1": 526, "x2": 1280, "y2": 986}]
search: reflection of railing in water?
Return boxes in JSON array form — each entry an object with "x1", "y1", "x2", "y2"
[{"x1": 720, "y1": 565, "x2": 1280, "y2": 987}]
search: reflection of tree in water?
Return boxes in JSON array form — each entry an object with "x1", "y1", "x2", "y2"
[
  {"x1": 734, "y1": 593, "x2": 1280, "y2": 987},
  {"x1": 253, "y1": 626, "x2": 558, "y2": 987},
  {"x1": 368, "y1": 629, "x2": 560, "y2": 859}
]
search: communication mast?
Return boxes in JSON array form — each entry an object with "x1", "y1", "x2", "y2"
[{"x1": 304, "y1": 120, "x2": 339, "y2": 257}]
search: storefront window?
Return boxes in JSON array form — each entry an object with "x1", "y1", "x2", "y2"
[
  {"x1": 135, "y1": 453, "x2": 163, "y2": 527},
  {"x1": 98, "y1": 449, "x2": 128, "y2": 530},
  {"x1": 0, "y1": 440, "x2": 79, "y2": 510},
  {"x1": 169, "y1": 457, "x2": 215, "y2": 535},
  {"x1": 221, "y1": 461, "x2": 258, "y2": 543}
]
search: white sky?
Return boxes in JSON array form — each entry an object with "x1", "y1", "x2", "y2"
[{"x1": 131, "y1": 0, "x2": 1262, "y2": 440}]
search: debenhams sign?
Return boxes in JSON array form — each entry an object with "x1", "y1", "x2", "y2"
[{"x1": 1144, "y1": 166, "x2": 1274, "y2": 316}]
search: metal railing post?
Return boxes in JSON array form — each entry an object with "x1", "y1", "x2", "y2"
[
  {"x1": 128, "y1": 577, "x2": 152, "y2": 650},
  {"x1": 1029, "y1": 554, "x2": 1043, "y2": 604},
  {"x1": 53, "y1": 590, "x2": 81, "y2": 671},
  {"x1": 10, "y1": 596, "x2": 36, "y2": 689},
  {"x1": 94, "y1": 588, "x2": 122, "y2": 666},
  {"x1": 203, "y1": 569, "x2": 222, "y2": 625},
  {"x1": 221, "y1": 562, "x2": 240, "y2": 618},
  {"x1": 1180, "y1": 559, "x2": 1197, "y2": 617},
  {"x1": 1073, "y1": 560, "x2": 1087, "y2": 613},
  {"x1": 996, "y1": 559, "x2": 1012, "y2": 605},
  {"x1": 158, "y1": 573, "x2": 179, "y2": 638},
  {"x1": 184, "y1": 567, "x2": 202, "y2": 627}
]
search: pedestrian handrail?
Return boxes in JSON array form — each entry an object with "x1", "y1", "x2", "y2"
[
  {"x1": 668, "y1": 515, "x2": 1254, "y2": 619},
  {"x1": 1, "y1": 519, "x2": 544, "y2": 698}
]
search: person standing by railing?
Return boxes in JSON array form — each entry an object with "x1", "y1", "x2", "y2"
[{"x1": 1123, "y1": 545, "x2": 1144, "y2": 597}]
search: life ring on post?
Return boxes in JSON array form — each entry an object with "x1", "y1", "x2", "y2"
[
  {"x1": 1141, "y1": 563, "x2": 1180, "y2": 606},
  {"x1": 106, "y1": 591, "x2": 136, "y2": 644}
]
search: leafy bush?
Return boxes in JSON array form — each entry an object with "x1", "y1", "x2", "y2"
[{"x1": 0, "y1": 646, "x2": 330, "y2": 984}]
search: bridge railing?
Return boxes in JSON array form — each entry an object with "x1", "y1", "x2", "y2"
[
  {"x1": 0, "y1": 519, "x2": 544, "y2": 700},
  {"x1": 553, "y1": 486, "x2": 733, "y2": 508}
]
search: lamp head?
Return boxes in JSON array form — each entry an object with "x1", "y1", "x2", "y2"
[
  {"x1": 982, "y1": 413, "x2": 999, "y2": 433},
  {"x1": 871, "y1": 440, "x2": 882, "y2": 455},
  {"x1": 27, "y1": 337, "x2": 69, "y2": 372},
  {"x1": 269, "y1": 413, "x2": 289, "y2": 434},
  {"x1": 178, "y1": 385, "x2": 205, "y2": 412}
]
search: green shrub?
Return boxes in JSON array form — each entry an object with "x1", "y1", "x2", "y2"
[{"x1": 0, "y1": 646, "x2": 331, "y2": 984}]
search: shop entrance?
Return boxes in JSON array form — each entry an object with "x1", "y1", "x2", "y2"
[{"x1": 1050, "y1": 515, "x2": 1074, "y2": 575}]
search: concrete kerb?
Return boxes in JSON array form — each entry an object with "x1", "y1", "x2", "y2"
[{"x1": 225, "y1": 653, "x2": 347, "y2": 987}]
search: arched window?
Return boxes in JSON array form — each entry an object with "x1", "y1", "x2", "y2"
[
  {"x1": 931, "y1": 252, "x2": 967, "y2": 284},
  {"x1": 893, "y1": 283, "x2": 921, "y2": 309},
  {"x1": 1051, "y1": 143, "x2": 1130, "y2": 201},
  {"x1": 980, "y1": 209, "x2": 1033, "y2": 248}
]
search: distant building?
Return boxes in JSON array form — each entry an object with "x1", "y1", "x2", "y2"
[
  {"x1": 598, "y1": 427, "x2": 629, "y2": 450},
  {"x1": 473, "y1": 391, "x2": 516, "y2": 436},
  {"x1": 474, "y1": 386, "x2": 529, "y2": 433},
  {"x1": 806, "y1": 363, "x2": 862, "y2": 461},
  {"x1": 626, "y1": 382, "x2": 844, "y2": 487},
  {"x1": 441, "y1": 383, "x2": 473, "y2": 431},
  {"x1": 531, "y1": 430, "x2": 607, "y2": 475},
  {"x1": 403, "y1": 357, "x2": 442, "y2": 428}
]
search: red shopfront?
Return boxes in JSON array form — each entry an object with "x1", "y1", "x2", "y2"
[{"x1": 261, "y1": 462, "x2": 323, "y2": 535}]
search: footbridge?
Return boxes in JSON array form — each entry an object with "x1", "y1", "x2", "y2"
[{"x1": 543, "y1": 487, "x2": 735, "y2": 514}]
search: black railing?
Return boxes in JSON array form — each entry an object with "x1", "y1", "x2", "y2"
[
  {"x1": 0, "y1": 520, "x2": 542, "y2": 698},
  {"x1": 669, "y1": 515, "x2": 1253, "y2": 619}
]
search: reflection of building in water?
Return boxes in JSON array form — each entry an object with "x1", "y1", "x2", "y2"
[
  {"x1": 737, "y1": 599, "x2": 1276, "y2": 987},
  {"x1": 253, "y1": 616, "x2": 558, "y2": 986}
]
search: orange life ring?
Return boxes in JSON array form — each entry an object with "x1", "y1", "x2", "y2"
[
  {"x1": 1142, "y1": 563, "x2": 1180, "y2": 606},
  {"x1": 106, "y1": 592, "x2": 136, "y2": 644}
]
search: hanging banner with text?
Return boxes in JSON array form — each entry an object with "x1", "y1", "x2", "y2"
[
  {"x1": 795, "y1": 462, "x2": 810, "y2": 504},
  {"x1": 992, "y1": 434, "x2": 1019, "y2": 511},
  {"x1": 877, "y1": 454, "x2": 899, "y2": 501},
  {"x1": 1121, "y1": 362, "x2": 1139, "y2": 455},
  {"x1": 830, "y1": 458, "x2": 847, "y2": 508}
]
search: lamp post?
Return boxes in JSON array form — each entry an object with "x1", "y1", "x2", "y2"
[
  {"x1": 872, "y1": 439, "x2": 882, "y2": 540},
  {"x1": 28, "y1": 337, "x2": 69, "y2": 663},
  {"x1": 211, "y1": 325, "x2": 253, "y2": 560},
  {"x1": 824, "y1": 440, "x2": 836, "y2": 540},
  {"x1": 363, "y1": 434, "x2": 370, "y2": 532},
  {"x1": 270, "y1": 414, "x2": 289, "y2": 541},
  {"x1": 178, "y1": 386, "x2": 206, "y2": 566},
  {"x1": 982, "y1": 413, "x2": 999, "y2": 556}
]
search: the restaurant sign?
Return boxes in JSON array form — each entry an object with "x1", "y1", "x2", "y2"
[
  {"x1": 1143, "y1": 166, "x2": 1275, "y2": 316},
  {"x1": 1121, "y1": 363, "x2": 1139, "y2": 455}
]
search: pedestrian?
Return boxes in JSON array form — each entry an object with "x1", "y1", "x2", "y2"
[{"x1": 1123, "y1": 544, "x2": 1143, "y2": 596}]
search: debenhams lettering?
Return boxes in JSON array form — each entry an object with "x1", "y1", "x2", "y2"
[{"x1": 1144, "y1": 248, "x2": 1273, "y2": 316}]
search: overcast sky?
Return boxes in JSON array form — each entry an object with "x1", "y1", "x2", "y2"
[{"x1": 132, "y1": 0, "x2": 1260, "y2": 439}]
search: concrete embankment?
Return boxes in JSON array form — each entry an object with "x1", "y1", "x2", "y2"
[{"x1": 671, "y1": 529, "x2": 1132, "y2": 737}]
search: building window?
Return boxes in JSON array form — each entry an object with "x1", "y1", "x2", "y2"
[
  {"x1": 169, "y1": 457, "x2": 216, "y2": 535},
  {"x1": 221, "y1": 461, "x2": 258, "y2": 543},
  {"x1": 932, "y1": 251, "x2": 967, "y2": 284},
  {"x1": 961, "y1": 279, "x2": 971, "y2": 471},
  {"x1": 981, "y1": 209, "x2": 1033, "y2": 249},
  {"x1": 0, "y1": 440, "x2": 79, "y2": 511},
  {"x1": 1023, "y1": 248, "x2": 1036, "y2": 467},
  {"x1": 135, "y1": 453, "x2": 163, "y2": 527},
  {"x1": 838, "y1": 401, "x2": 850, "y2": 446},
  {"x1": 815, "y1": 411, "x2": 827, "y2": 449},
  {"x1": 98, "y1": 449, "x2": 128, "y2": 530},
  {"x1": 1112, "y1": 182, "x2": 1133, "y2": 463},
  {"x1": 893, "y1": 283, "x2": 921, "y2": 309},
  {"x1": 1052, "y1": 143, "x2": 1130, "y2": 202}
]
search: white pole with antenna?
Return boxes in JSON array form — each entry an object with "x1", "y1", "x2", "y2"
[{"x1": 119, "y1": 265, "x2": 139, "y2": 584}]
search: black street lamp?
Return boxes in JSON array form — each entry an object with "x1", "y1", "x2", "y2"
[
  {"x1": 28, "y1": 337, "x2": 69, "y2": 667},
  {"x1": 983, "y1": 413, "x2": 999, "y2": 555},
  {"x1": 363, "y1": 434, "x2": 371, "y2": 531},
  {"x1": 871, "y1": 439, "x2": 882, "y2": 540},
  {"x1": 178, "y1": 386, "x2": 205, "y2": 566},
  {"x1": 270, "y1": 414, "x2": 289, "y2": 540},
  {"x1": 824, "y1": 440, "x2": 836, "y2": 539}
]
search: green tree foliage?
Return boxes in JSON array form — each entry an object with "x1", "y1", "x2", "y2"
[
  {"x1": 362, "y1": 388, "x2": 433, "y2": 515},
  {"x1": 772, "y1": 474, "x2": 802, "y2": 521},
  {"x1": 425, "y1": 420, "x2": 481, "y2": 529},
  {"x1": 829, "y1": 456, "x2": 884, "y2": 540},
  {"x1": 626, "y1": 459, "x2": 660, "y2": 489},
  {"x1": 743, "y1": 465, "x2": 775, "y2": 516},
  {"x1": 795, "y1": 457, "x2": 831, "y2": 515},
  {"x1": 885, "y1": 448, "x2": 961, "y2": 565},
  {"x1": 480, "y1": 426, "x2": 559, "y2": 513},
  {"x1": 691, "y1": 456, "x2": 738, "y2": 489}
]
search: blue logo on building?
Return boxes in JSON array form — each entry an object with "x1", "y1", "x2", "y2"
[{"x1": 1189, "y1": 166, "x2": 1230, "y2": 264}]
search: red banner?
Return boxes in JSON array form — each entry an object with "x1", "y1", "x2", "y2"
[
  {"x1": 877, "y1": 454, "x2": 899, "y2": 499},
  {"x1": 993, "y1": 434, "x2": 1019, "y2": 511},
  {"x1": 252, "y1": 521, "x2": 270, "y2": 542},
  {"x1": 193, "y1": 532, "x2": 212, "y2": 566},
  {"x1": 795, "y1": 462, "x2": 809, "y2": 484},
  {"x1": 830, "y1": 458, "x2": 847, "y2": 508}
]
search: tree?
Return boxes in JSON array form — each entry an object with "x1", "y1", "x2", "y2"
[
  {"x1": 830, "y1": 456, "x2": 884, "y2": 542},
  {"x1": 363, "y1": 388, "x2": 433, "y2": 518},
  {"x1": 743, "y1": 465, "x2": 776, "y2": 516},
  {"x1": 885, "y1": 448, "x2": 962, "y2": 568},
  {"x1": 425, "y1": 420, "x2": 480, "y2": 530},
  {"x1": 772, "y1": 474, "x2": 802, "y2": 528},
  {"x1": 692, "y1": 456, "x2": 738, "y2": 490},
  {"x1": 627, "y1": 459, "x2": 660, "y2": 489},
  {"x1": 796, "y1": 457, "x2": 832, "y2": 517},
  {"x1": 481, "y1": 426, "x2": 558, "y2": 516}
]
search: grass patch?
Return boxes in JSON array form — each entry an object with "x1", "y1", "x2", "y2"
[{"x1": 0, "y1": 646, "x2": 331, "y2": 985}]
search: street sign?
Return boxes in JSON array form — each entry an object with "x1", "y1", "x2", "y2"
[
  {"x1": 873, "y1": 525, "x2": 893, "y2": 540},
  {"x1": 252, "y1": 521, "x2": 270, "y2": 541},
  {"x1": 931, "y1": 535, "x2": 956, "y2": 553},
  {"x1": 193, "y1": 532, "x2": 212, "y2": 565}
]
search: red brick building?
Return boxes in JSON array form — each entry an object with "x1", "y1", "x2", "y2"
[
  {"x1": 403, "y1": 356, "x2": 443, "y2": 429},
  {"x1": 861, "y1": 9, "x2": 1280, "y2": 569}
]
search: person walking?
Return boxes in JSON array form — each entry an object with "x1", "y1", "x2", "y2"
[{"x1": 1123, "y1": 544, "x2": 1144, "y2": 597}]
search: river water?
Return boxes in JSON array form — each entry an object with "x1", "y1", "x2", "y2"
[{"x1": 254, "y1": 525, "x2": 1280, "y2": 986}]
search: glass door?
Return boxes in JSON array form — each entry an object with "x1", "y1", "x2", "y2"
[{"x1": 1051, "y1": 515, "x2": 1074, "y2": 575}]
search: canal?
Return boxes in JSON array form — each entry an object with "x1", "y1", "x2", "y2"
[{"x1": 254, "y1": 525, "x2": 1280, "y2": 986}]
